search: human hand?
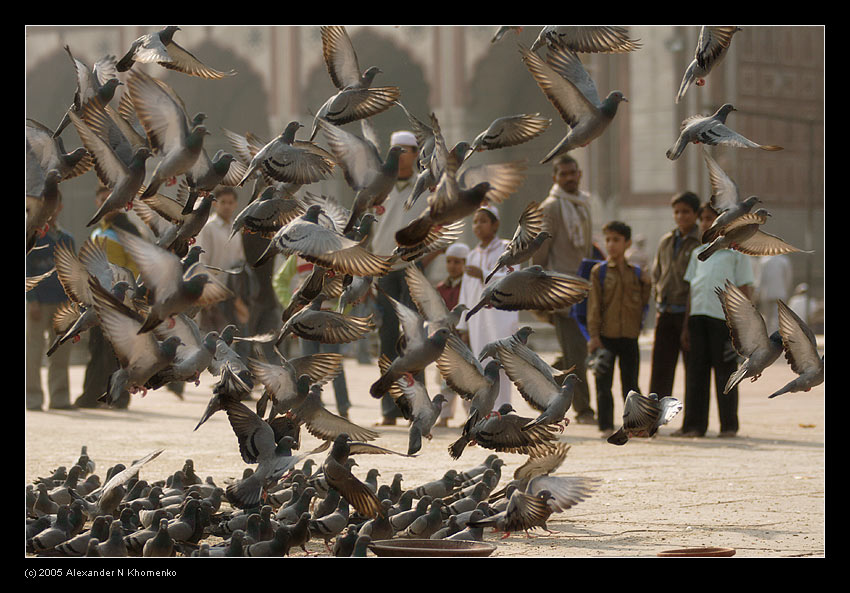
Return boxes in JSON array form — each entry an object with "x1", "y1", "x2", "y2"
[
  {"x1": 464, "y1": 265, "x2": 483, "y2": 281},
  {"x1": 587, "y1": 336, "x2": 602, "y2": 353}
]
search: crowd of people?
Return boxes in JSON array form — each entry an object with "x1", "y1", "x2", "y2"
[{"x1": 26, "y1": 127, "x2": 817, "y2": 440}]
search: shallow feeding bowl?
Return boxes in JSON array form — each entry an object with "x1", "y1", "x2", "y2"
[
  {"x1": 657, "y1": 547, "x2": 736, "y2": 557},
  {"x1": 368, "y1": 539, "x2": 497, "y2": 557}
]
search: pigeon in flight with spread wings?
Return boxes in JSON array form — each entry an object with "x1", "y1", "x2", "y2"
[
  {"x1": 117, "y1": 26, "x2": 235, "y2": 79},
  {"x1": 530, "y1": 25, "x2": 642, "y2": 54},
  {"x1": 520, "y1": 43, "x2": 628, "y2": 164},
  {"x1": 716, "y1": 279, "x2": 784, "y2": 395},
  {"x1": 666, "y1": 104, "x2": 783, "y2": 161},
  {"x1": 676, "y1": 26, "x2": 742, "y2": 104},
  {"x1": 768, "y1": 300, "x2": 824, "y2": 399}
]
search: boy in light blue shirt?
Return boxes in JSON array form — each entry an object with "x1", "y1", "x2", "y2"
[{"x1": 675, "y1": 203, "x2": 754, "y2": 438}]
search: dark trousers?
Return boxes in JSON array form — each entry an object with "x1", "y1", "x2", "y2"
[
  {"x1": 75, "y1": 326, "x2": 127, "y2": 408},
  {"x1": 376, "y1": 268, "x2": 421, "y2": 418},
  {"x1": 594, "y1": 336, "x2": 640, "y2": 430},
  {"x1": 649, "y1": 311, "x2": 688, "y2": 398},
  {"x1": 682, "y1": 315, "x2": 739, "y2": 435},
  {"x1": 553, "y1": 312, "x2": 593, "y2": 418}
]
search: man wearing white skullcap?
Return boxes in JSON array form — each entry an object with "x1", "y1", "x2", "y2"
[{"x1": 369, "y1": 129, "x2": 435, "y2": 425}]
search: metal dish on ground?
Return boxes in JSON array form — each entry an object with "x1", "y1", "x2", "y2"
[
  {"x1": 368, "y1": 539, "x2": 497, "y2": 557},
  {"x1": 657, "y1": 547, "x2": 736, "y2": 557}
]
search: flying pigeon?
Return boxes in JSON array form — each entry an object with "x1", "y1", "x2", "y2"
[
  {"x1": 276, "y1": 293, "x2": 375, "y2": 347},
  {"x1": 700, "y1": 148, "x2": 760, "y2": 244},
  {"x1": 466, "y1": 113, "x2": 551, "y2": 160},
  {"x1": 236, "y1": 121, "x2": 335, "y2": 188},
  {"x1": 26, "y1": 119, "x2": 91, "y2": 198},
  {"x1": 230, "y1": 186, "x2": 305, "y2": 239},
  {"x1": 369, "y1": 287, "x2": 451, "y2": 399},
  {"x1": 314, "y1": 117, "x2": 402, "y2": 233},
  {"x1": 484, "y1": 201, "x2": 550, "y2": 283},
  {"x1": 716, "y1": 279, "x2": 784, "y2": 394},
  {"x1": 53, "y1": 45, "x2": 121, "y2": 139},
  {"x1": 465, "y1": 265, "x2": 591, "y2": 321},
  {"x1": 178, "y1": 149, "x2": 240, "y2": 215},
  {"x1": 520, "y1": 43, "x2": 628, "y2": 164},
  {"x1": 676, "y1": 26, "x2": 742, "y2": 104},
  {"x1": 288, "y1": 381, "x2": 380, "y2": 443},
  {"x1": 698, "y1": 208, "x2": 809, "y2": 261},
  {"x1": 116, "y1": 25, "x2": 235, "y2": 79},
  {"x1": 113, "y1": 228, "x2": 233, "y2": 333},
  {"x1": 448, "y1": 403, "x2": 561, "y2": 460},
  {"x1": 125, "y1": 69, "x2": 209, "y2": 198},
  {"x1": 768, "y1": 300, "x2": 824, "y2": 398},
  {"x1": 221, "y1": 396, "x2": 318, "y2": 509},
  {"x1": 321, "y1": 434, "x2": 385, "y2": 519},
  {"x1": 478, "y1": 326, "x2": 535, "y2": 363},
  {"x1": 26, "y1": 170, "x2": 62, "y2": 255},
  {"x1": 607, "y1": 391, "x2": 683, "y2": 445},
  {"x1": 253, "y1": 204, "x2": 394, "y2": 277},
  {"x1": 666, "y1": 103, "x2": 783, "y2": 160},
  {"x1": 530, "y1": 25, "x2": 642, "y2": 54},
  {"x1": 66, "y1": 109, "x2": 151, "y2": 227}
]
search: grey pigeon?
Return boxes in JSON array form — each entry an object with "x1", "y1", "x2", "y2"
[
  {"x1": 666, "y1": 103, "x2": 783, "y2": 160},
  {"x1": 607, "y1": 391, "x2": 683, "y2": 445},
  {"x1": 377, "y1": 354, "x2": 448, "y2": 455},
  {"x1": 322, "y1": 434, "x2": 384, "y2": 519},
  {"x1": 338, "y1": 274, "x2": 374, "y2": 312},
  {"x1": 399, "y1": 499, "x2": 444, "y2": 539},
  {"x1": 309, "y1": 497, "x2": 350, "y2": 551},
  {"x1": 48, "y1": 515, "x2": 111, "y2": 557},
  {"x1": 253, "y1": 204, "x2": 393, "y2": 277},
  {"x1": 68, "y1": 108, "x2": 152, "y2": 227},
  {"x1": 698, "y1": 209, "x2": 808, "y2": 261},
  {"x1": 467, "y1": 113, "x2": 551, "y2": 159},
  {"x1": 395, "y1": 127, "x2": 526, "y2": 246},
  {"x1": 53, "y1": 45, "x2": 121, "y2": 139},
  {"x1": 520, "y1": 374, "x2": 579, "y2": 433},
  {"x1": 390, "y1": 495, "x2": 433, "y2": 532},
  {"x1": 315, "y1": 117, "x2": 402, "y2": 233},
  {"x1": 221, "y1": 397, "x2": 315, "y2": 509},
  {"x1": 410, "y1": 470, "x2": 461, "y2": 499},
  {"x1": 26, "y1": 169, "x2": 63, "y2": 254},
  {"x1": 25, "y1": 119, "x2": 91, "y2": 198},
  {"x1": 290, "y1": 382, "x2": 380, "y2": 443},
  {"x1": 769, "y1": 300, "x2": 824, "y2": 398},
  {"x1": 493, "y1": 338, "x2": 575, "y2": 412},
  {"x1": 230, "y1": 186, "x2": 305, "y2": 239},
  {"x1": 244, "y1": 525, "x2": 290, "y2": 557},
  {"x1": 113, "y1": 228, "x2": 232, "y2": 334},
  {"x1": 125, "y1": 69, "x2": 209, "y2": 199},
  {"x1": 520, "y1": 43, "x2": 628, "y2": 164},
  {"x1": 676, "y1": 26, "x2": 742, "y2": 104},
  {"x1": 369, "y1": 287, "x2": 451, "y2": 399},
  {"x1": 236, "y1": 121, "x2": 335, "y2": 188},
  {"x1": 276, "y1": 293, "x2": 375, "y2": 347},
  {"x1": 436, "y1": 334, "x2": 502, "y2": 434},
  {"x1": 142, "y1": 518, "x2": 174, "y2": 557},
  {"x1": 116, "y1": 25, "x2": 235, "y2": 79},
  {"x1": 716, "y1": 279, "x2": 784, "y2": 394},
  {"x1": 27, "y1": 505, "x2": 73, "y2": 554},
  {"x1": 700, "y1": 148, "x2": 761, "y2": 244},
  {"x1": 97, "y1": 521, "x2": 129, "y2": 557},
  {"x1": 179, "y1": 149, "x2": 240, "y2": 215},
  {"x1": 467, "y1": 489, "x2": 556, "y2": 538},
  {"x1": 319, "y1": 25, "x2": 382, "y2": 91},
  {"x1": 530, "y1": 25, "x2": 642, "y2": 54},
  {"x1": 86, "y1": 277, "x2": 183, "y2": 402},
  {"x1": 478, "y1": 326, "x2": 534, "y2": 363},
  {"x1": 145, "y1": 316, "x2": 218, "y2": 389},
  {"x1": 484, "y1": 201, "x2": 550, "y2": 283},
  {"x1": 448, "y1": 403, "x2": 560, "y2": 460},
  {"x1": 247, "y1": 353, "x2": 343, "y2": 418},
  {"x1": 404, "y1": 263, "x2": 468, "y2": 333},
  {"x1": 465, "y1": 266, "x2": 591, "y2": 321}
]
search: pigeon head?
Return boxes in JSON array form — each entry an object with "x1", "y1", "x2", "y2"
[
  {"x1": 133, "y1": 146, "x2": 153, "y2": 162},
  {"x1": 275, "y1": 435, "x2": 296, "y2": 455},
  {"x1": 496, "y1": 403, "x2": 515, "y2": 415},
  {"x1": 361, "y1": 66, "x2": 382, "y2": 85},
  {"x1": 515, "y1": 326, "x2": 534, "y2": 342},
  {"x1": 742, "y1": 195, "x2": 761, "y2": 209},
  {"x1": 213, "y1": 152, "x2": 236, "y2": 172},
  {"x1": 452, "y1": 141, "x2": 472, "y2": 161},
  {"x1": 159, "y1": 336, "x2": 183, "y2": 358},
  {"x1": 601, "y1": 91, "x2": 629, "y2": 117},
  {"x1": 715, "y1": 103, "x2": 737, "y2": 121},
  {"x1": 428, "y1": 327, "x2": 451, "y2": 344},
  {"x1": 160, "y1": 26, "x2": 181, "y2": 43},
  {"x1": 534, "y1": 230, "x2": 552, "y2": 243},
  {"x1": 186, "y1": 125, "x2": 209, "y2": 148},
  {"x1": 202, "y1": 331, "x2": 219, "y2": 352},
  {"x1": 184, "y1": 274, "x2": 211, "y2": 296},
  {"x1": 296, "y1": 374, "x2": 312, "y2": 394},
  {"x1": 282, "y1": 121, "x2": 304, "y2": 144},
  {"x1": 303, "y1": 204, "x2": 323, "y2": 222},
  {"x1": 99, "y1": 78, "x2": 123, "y2": 101},
  {"x1": 484, "y1": 359, "x2": 502, "y2": 377}
]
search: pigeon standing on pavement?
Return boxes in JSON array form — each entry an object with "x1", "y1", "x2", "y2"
[
  {"x1": 520, "y1": 43, "x2": 628, "y2": 164},
  {"x1": 676, "y1": 26, "x2": 742, "y2": 104}
]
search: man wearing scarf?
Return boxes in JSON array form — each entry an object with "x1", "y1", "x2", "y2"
[{"x1": 532, "y1": 154, "x2": 596, "y2": 424}]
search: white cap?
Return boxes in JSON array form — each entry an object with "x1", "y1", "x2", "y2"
[
  {"x1": 390, "y1": 130, "x2": 418, "y2": 147},
  {"x1": 477, "y1": 204, "x2": 500, "y2": 221},
  {"x1": 445, "y1": 242, "x2": 470, "y2": 259}
]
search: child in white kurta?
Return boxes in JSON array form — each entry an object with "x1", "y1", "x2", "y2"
[{"x1": 456, "y1": 206, "x2": 518, "y2": 411}]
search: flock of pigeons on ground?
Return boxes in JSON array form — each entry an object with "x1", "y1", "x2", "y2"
[{"x1": 26, "y1": 25, "x2": 824, "y2": 556}]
